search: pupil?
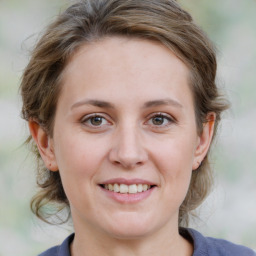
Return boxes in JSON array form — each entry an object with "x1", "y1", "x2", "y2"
[
  {"x1": 153, "y1": 116, "x2": 164, "y2": 125},
  {"x1": 91, "y1": 116, "x2": 102, "y2": 125}
]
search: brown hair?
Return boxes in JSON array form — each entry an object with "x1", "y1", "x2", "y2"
[{"x1": 20, "y1": 0, "x2": 228, "y2": 226}]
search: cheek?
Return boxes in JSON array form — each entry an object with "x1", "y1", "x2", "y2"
[
  {"x1": 52, "y1": 135, "x2": 104, "y2": 205},
  {"x1": 150, "y1": 136, "x2": 196, "y2": 198},
  {"x1": 53, "y1": 134, "x2": 104, "y2": 178},
  {"x1": 151, "y1": 136, "x2": 197, "y2": 174}
]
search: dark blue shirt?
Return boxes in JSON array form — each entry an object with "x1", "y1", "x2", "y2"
[{"x1": 39, "y1": 228, "x2": 256, "y2": 256}]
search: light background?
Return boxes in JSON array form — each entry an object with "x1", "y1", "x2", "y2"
[{"x1": 0, "y1": 0, "x2": 256, "y2": 255}]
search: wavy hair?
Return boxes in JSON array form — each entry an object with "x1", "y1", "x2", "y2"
[{"x1": 20, "y1": 0, "x2": 229, "y2": 226}]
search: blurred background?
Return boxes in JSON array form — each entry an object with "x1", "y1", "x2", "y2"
[{"x1": 0, "y1": 0, "x2": 256, "y2": 255}]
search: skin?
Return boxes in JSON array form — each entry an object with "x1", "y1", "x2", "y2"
[{"x1": 29, "y1": 37, "x2": 215, "y2": 256}]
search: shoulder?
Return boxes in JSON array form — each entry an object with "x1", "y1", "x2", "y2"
[
  {"x1": 38, "y1": 246, "x2": 59, "y2": 256},
  {"x1": 186, "y1": 228, "x2": 256, "y2": 256},
  {"x1": 38, "y1": 234, "x2": 74, "y2": 256}
]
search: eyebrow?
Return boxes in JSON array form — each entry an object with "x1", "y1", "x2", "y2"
[
  {"x1": 143, "y1": 99, "x2": 183, "y2": 109},
  {"x1": 71, "y1": 99, "x2": 114, "y2": 110},
  {"x1": 71, "y1": 98, "x2": 183, "y2": 110}
]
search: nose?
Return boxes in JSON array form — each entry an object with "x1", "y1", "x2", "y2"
[{"x1": 109, "y1": 125, "x2": 148, "y2": 169}]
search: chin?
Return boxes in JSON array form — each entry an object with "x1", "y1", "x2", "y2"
[
  {"x1": 103, "y1": 214, "x2": 157, "y2": 240},
  {"x1": 108, "y1": 227, "x2": 153, "y2": 240}
]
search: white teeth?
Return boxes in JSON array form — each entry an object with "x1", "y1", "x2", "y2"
[
  {"x1": 137, "y1": 184, "x2": 143, "y2": 192},
  {"x1": 143, "y1": 184, "x2": 148, "y2": 191},
  {"x1": 103, "y1": 183, "x2": 152, "y2": 193},
  {"x1": 113, "y1": 183, "x2": 120, "y2": 193},
  {"x1": 120, "y1": 184, "x2": 128, "y2": 193},
  {"x1": 129, "y1": 184, "x2": 137, "y2": 194}
]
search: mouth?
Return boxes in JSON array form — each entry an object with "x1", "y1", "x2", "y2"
[{"x1": 99, "y1": 183, "x2": 156, "y2": 194}]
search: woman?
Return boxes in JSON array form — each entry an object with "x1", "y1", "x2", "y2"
[{"x1": 20, "y1": 0, "x2": 255, "y2": 255}]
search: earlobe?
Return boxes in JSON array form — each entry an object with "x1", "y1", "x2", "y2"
[
  {"x1": 193, "y1": 113, "x2": 216, "y2": 170},
  {"x1": 28, "y1": 120, "x2": 58, "y2": 171}
]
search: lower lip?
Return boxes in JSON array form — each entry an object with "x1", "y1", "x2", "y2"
[{"x1": 100, "y1": 186, "x2": 156, "y2": 204}]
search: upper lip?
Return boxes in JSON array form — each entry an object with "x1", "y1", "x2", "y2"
[{"x1": 99, "y1": 178, "x2": 156, "y2": 186}]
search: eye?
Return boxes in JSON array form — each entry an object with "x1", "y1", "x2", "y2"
[
  {"x1": 146, "y1": 113, "x2": 174, "y2": 128},
  {"x1": 151, "y1": 116, "x2": 167, "y2": 125},
  {"x1": 89, "y1": 116, "x2": 104, "y2": 126},
  {"x1": 81, "y1": 114, "x2": 111, "y2": 128}
]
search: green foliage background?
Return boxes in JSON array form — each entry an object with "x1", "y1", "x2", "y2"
[{"x1": 0, "y1": 0, "x2": 255, "y2": 255}]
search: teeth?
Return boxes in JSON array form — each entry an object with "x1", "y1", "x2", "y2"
[
  {"x1": 103, "y1": 183, "x2": 152, "y2": 193},
  {"x1": 143, "y1": 184, "x2": 148, "y2": 192},
  {"x1": 137, "y1": 184, "x2": 143, "y2": 193},
  {"x1": 120, "y1": 184, "x2": 128, "y2": 193},
  {"x1": 129, "y1": 184, "x2": 137, "y2": 194},
  {"x1": 113, "y1": 183, "x2": 120, "y2": 193}
]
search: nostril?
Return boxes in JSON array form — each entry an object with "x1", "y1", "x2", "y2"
[
  {"x1": 114, "y1": 161, "x2": 143, "y2": 169},
  {"x1": 109, "y1": 145, "x2": 148, "y2": 169},
  {"x1": 113, "y1": 160, "x2": 121, "y2": 166}
]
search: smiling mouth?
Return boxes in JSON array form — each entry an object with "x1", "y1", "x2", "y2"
[{"x1": 100, "y1": 184, "x2": 156, "y2": 194}]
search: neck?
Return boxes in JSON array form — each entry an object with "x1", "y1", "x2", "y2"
[{"x1": 71, "y1": 222, "x2": 193, "y2": 256}]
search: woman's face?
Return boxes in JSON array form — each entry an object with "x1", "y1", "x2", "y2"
[{"x1": 35, "y1": 37, "x2": 213, "y2": 239}]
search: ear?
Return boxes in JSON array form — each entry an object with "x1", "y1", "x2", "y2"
[
  {"x1": 29, "y1": 120, "x2": 58, "y2": 171},
  {"x1": 192, "y1": 113, "x2": 216, "y2": 170}
]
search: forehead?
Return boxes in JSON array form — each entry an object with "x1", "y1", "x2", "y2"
[
  {"x1": 64, "y1": 36, "x2": 189, "y2": 76},
  {"x1": 59, "y1": 36, "x2": 193, "y2": 109}
]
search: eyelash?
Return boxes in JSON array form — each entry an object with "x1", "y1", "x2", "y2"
[
  {"x1": 81, "y1": 113, "x2": 111, "y2": 129},
  {"x1": 145, "y1": 113, "x2": 175, "y2": 128},
  {"x1": 80, "y1": 112, "x2": 175, "y2": 130}
]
